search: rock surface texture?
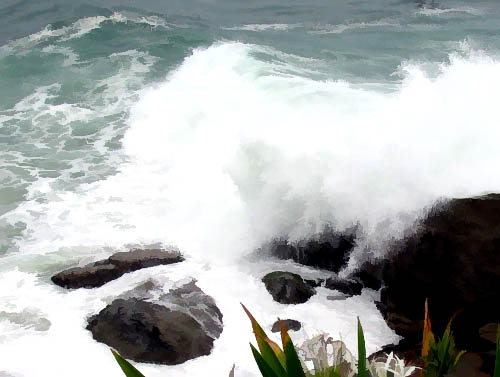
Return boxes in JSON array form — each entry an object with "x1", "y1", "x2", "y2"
[
  {"x1": 271, "y1": 319, "x2": 302, "y2": 333},
  {"x1": 324, "y1": 277, "x2": 363, "y2": 296},
  {"x1": 376, "y1": 194, "x2": 500, "y2": 375},
  {"x1": 267, "y1": 226, "x2": 357, "y2": 273},
  {"x1": 262, "y1": 271, "x2": 316, "y2": 304},
  {"x1": 51, "y1": 249, "x2": 184, "y2": 289},
  {"x1": 87, "y1": 279, "x2": 223, "y2": 364}
]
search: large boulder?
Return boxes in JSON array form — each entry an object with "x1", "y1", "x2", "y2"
[
  {"x1": 87, "y1": 280, "x2": 223, "y2": 364},
  {"x1": 377, "y1": 194, "x2": 500, "y2": 374},
  {"x1": 266, "y1": 226, "x2": 357, "y2": 273},
  {"x1": 52, "y1": 248, "x2": 184, "y2": 289},
  {"x1": 262, "y1": 271, "x2": 316, "y2": 304}
]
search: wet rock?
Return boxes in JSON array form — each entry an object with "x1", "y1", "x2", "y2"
[
  {"x1": 86, "y1": 280, "x2": 223, "y2": 365},
  {"x1": 160, "y1": 280, "x2": 223, "y2": 339},
  {"x1": 305, "y1": 278, "x2": 324, "y2": 288},
  {"x1": 347, "y1": 260, "x2": 385, "y2": 291},
  {"x1": 267, "y1": 226, "x2": 357, "y2": 273},
  {"x1": 324, "y1": 277, "x2": 363, "y2": 296},
  {"x1": 448, "y1": 352, "x2": 494, "y2": 377},
  {"x1": 52, "y1": 248, "x2": 184, "y2": 289},
  {"x1": 478, "y1": 323, "x2": 498, "y2": 344},
  {"x1": 378, "y1": 194, "x2": 500, "y2": 374},
  {"x1": 271, "y1": 319, "x2": 302, "y2": 333},
  {"x1": 87, "y1": 298, "x2": 213, "y2": 364},
  {"x1": 262, "y1": 271, "x2": 316, "y2": 304}
]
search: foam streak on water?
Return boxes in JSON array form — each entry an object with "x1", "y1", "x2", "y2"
[{"x1": 1, "y1": 39, "x2": 500, "y2": 377}]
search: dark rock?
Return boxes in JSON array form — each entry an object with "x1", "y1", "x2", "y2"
[
  {"x1": 108, "y1": 249, "x2": 183, "y2": 270},
  {"x1": 378, "y1": 194, "x2": 500, "y2": 373},
  {"x1": 271, "y1": 319, "x2": 302, "y2": 333},
  {"x1": 305, "y1": 278, "x2": 324, "y2": 288},
  {"x1": 368, "y1": 338, "x2": 421, "y2": 365},
  {"x1": 448, "y1": 352, "x2": 494, "y2": 377},
  {"x1": 87, "y1": 280, "x2": 223, "y2": 365},
  {"x1": 267, "y1": 225, "x2": 357, "y2": 273},
  {"x1": 51, "y1": 263, "x2": 123, "y2": 289},
  {"x1": 160, "y1": 280, "x2": 223, "y2": 339},
  {"x1": 87, "y1": 298, "x2": 213, "y2": 364},
  {"x1": 262, "y1": 271, "x2": 316, "y2": 304},
  {"x1": 52, "y1": 248, "x2": 184, "y2": 289},
  {"x1": 478, "y1": 323, "x2": 498, "y2": 344},
  {"x1": 324, "y1": 277, "x2": 363, "y2": 296},
  {"x1": 348, "y1": 259, "x2": 385, "y2": 291},
  {"x1": 326, "y1": 296, "x2": 348, "y2": 301}
]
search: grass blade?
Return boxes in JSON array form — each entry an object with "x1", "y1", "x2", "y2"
[
  {"x1": 260, "y1": 336, "x2": 288, "y2": 377},
  {"x1": 242, "y1": 303, "x2": 286, "y2": 368},
  {"x1": 111, "y1": 349, "x2": 146, "y2": 377},
  {"x1": 281, "y1": 326, "x2": 307, "y2": 377},
  {"x1": 357, "y1": 317, "x2": 367, "y2": 377},
  {"x1": 422, "y1": 298, "x2": 435, "y2": 358},
  {"x1": 251, "y1": 343, "x2": 280, "y2": 377}
]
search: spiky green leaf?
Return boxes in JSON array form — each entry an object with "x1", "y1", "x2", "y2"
[
  {"x1": 357, "y1": 318, "x2": 367, "y2": 377},
  {"x1": 282, "y1": 329, "x2": 307, "y2": 377},
  {"x1": 111, "y1": 349, "x2": 146, "y2": 377},
  {"x1": 251, "y1": 343, "x2": 280, "y2": 377},
  {"x1": 494, "y1": 325, "x2": 500, "y2": 377}
]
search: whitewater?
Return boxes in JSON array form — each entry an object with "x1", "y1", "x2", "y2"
[{"x1": 1, "y1": 1, "x2": 500, "y2": 376}]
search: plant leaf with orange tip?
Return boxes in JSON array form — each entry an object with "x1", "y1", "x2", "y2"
[
  {"x1": 444, "y1": 309, "x2": 462, "y2": 335},
  {"x1": 251, "y1": 343, "x2": 280, "y2": 377},
  {"x1": 241, "y1": 303, "x2": 286, "y2": 369},
  {"x1": 422, "y1": 298, "x2": 435, "y2": 358},
  {"x1": 280, "y1": 325, "x2": 306, "y2": 377}
]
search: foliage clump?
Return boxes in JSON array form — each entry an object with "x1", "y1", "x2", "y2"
[{"x1": 111, "y1": 300, "x2": 499, "y2": 377}]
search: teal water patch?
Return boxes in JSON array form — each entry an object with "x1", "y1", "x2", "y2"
[{"x1": 0, "y1": 11, "x2": 211, "y2": 220}]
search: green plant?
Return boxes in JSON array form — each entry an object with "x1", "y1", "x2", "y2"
[
  {"x1": 357, "y1": 318, "x2": 367, "y2": 377},
  {"x1": 494, "y1": 324, "x2": 500, "y2": 377},
  {"x1": 420, "y1": 300, "x2": 466, "y2": 377},
  {"x1": 243, "y1": 304, "x2": 375, "y2": 377},
  {"x1": 111, "y1": 349, "x2": 146, "y2": 377}
]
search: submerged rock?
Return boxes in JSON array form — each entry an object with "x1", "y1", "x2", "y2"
[
  {"x1": 87, "y1": 280, "x2": 223, "y2": 365},
  {"x1": 51, "y1": 248, "x2": 184, "y2": 289},
  {"x1": 266, "y1": 226, "x2": 357, "y2": 273},
  {"x1": 378, "y1": 194, "x2": 500, "y2": 374},
  {"x1": 347, "y1": 260, "x2": 385, "y2": 291},
  {"x1": 305, "y1": 278, "x2": 324, "y2": 288},
  {"x1": 271, "y1": 319, "x2": 302, "y2": 333},
  {"x1": 324, "y1": 277, "x2": 363, "y2": 296},
  {"x1": 262, "y1": 271, "x2": 316, "y2": 304}
]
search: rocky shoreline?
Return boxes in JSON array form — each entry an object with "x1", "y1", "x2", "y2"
[{"x1": 49, "y1": 194, "x2": 500, "y2": 375}]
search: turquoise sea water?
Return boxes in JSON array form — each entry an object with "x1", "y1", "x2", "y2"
[{"x1": 1, "y1": 1, "x2": 500, "y2": 376}]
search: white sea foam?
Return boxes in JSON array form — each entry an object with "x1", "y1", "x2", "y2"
[
  {"x1": 416, "y1": 6, "x2": 484, "y2": 17},
  {"x1": 2, "y1": 12, "x2": 172, "y2": 50},
  {"x1": 2, "y1": 41, "x2": 500, "y2": 376},
  {"x1": 222, "y1": 23, "x2": 301, "y2": 32},
  {"x1": 310, "y1": 20, "x2": 396, "y2": 35}
]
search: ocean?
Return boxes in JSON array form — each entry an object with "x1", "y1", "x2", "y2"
[{"x1": 1, "y1": 0, "x2": 500, "y2": 376}]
